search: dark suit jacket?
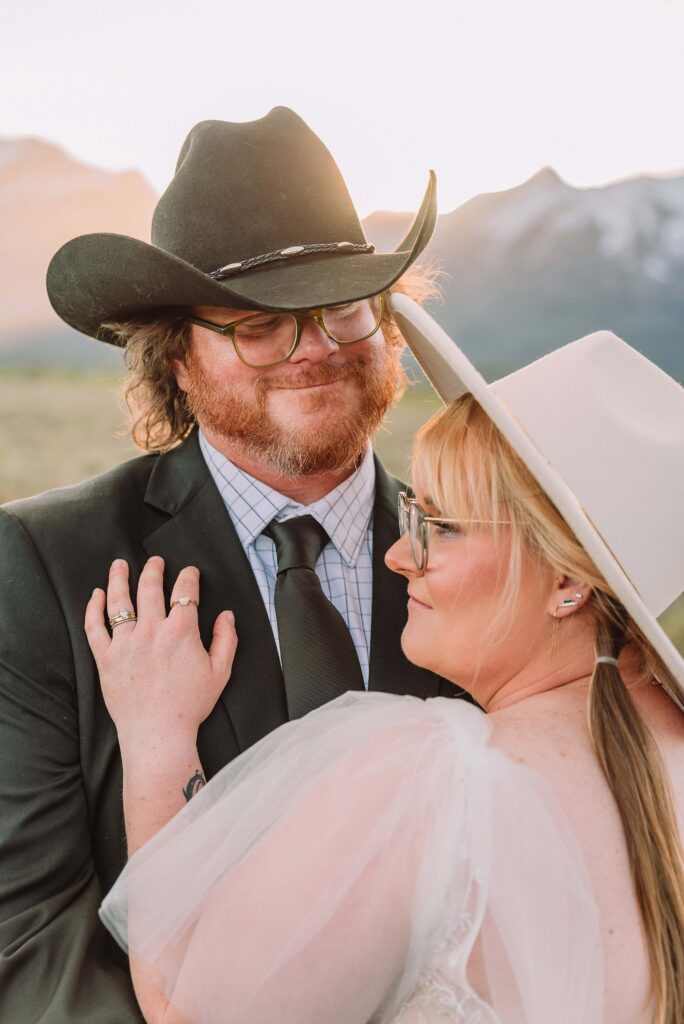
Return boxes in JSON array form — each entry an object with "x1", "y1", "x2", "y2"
[{"x1": 0, "y1": 431, "x2": 456, "y2": 1023}]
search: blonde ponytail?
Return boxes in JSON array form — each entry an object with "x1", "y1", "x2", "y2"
[{"x1": 590, "y1": 615, "x2": 684, "y2": 1024}]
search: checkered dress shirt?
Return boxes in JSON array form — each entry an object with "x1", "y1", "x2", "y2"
[{"x1": 199, "y1": 431, "x2": 375, "y2": 687}]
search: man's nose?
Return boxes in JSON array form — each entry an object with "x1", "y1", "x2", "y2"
[
  {"x1": 384, "y1": 533, "x2": 418, "y2": 578},
  {"x1": 289, "y1": 316, "x2": 340, "y2": 363}
]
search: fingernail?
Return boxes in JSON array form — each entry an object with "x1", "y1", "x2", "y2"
[
  {"x1": 226, "y1": 610, "x2": 235, "y2": 624},
  {"x1": 113, "y1": 558, "x2": 126, "y2": 568}
]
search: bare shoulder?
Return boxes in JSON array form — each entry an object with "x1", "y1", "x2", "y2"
[
  {"x1": 488, "y1": 681, "x2": 684, "y2": 824},
  {"x1": 486, "y1": 680, "x2": 683, "y2": 1020},
  {"x1": 490, "y1": 680, "x2": 684, "y2": 763},
  {"x1": 488, "y1": 686, "x2": 596, "y2": 771}
]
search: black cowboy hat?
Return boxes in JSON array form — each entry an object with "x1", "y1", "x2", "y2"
[{"x1": 46, "y1": 107, "x2": 437, "y2": 344}]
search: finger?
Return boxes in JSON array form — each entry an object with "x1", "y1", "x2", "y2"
[
  {"x1": 169, "y1": 566, "x2": 201, "y2": 626},
  {"x1": 84, "y1": 588, "x2": 111, "y2": 661},
  {"x1": 106, "y1": 559, "x2": 137, "y2": 634},
  {"x1": 136, "y1": 556, "x2": 167, "y2": 622},
  {"x1": 209, "y1": 610, "x2": 238, "y2": 681}
]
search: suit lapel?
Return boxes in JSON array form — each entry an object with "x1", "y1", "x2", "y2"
[
  {"x1": 142, "y1": 432, "x2": 287, "y2": 774},
  {"x1": 368, "y1": 458, "x2": 442, "y2": 698}
]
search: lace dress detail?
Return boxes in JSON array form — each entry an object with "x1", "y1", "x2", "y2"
[
  {"x1": 100, "y1": 692, "x2": 603, "y2": 1024},
  {"x1": 389, "y1": 871, "x2": 496, "y2": 1024}
]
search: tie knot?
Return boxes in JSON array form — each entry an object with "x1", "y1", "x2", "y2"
[{"x1": 264, "y1": 516, "x2": 330, "y2": 573}]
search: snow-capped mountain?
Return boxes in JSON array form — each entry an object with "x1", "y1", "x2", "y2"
[
  {"x1": 476, "y1": 169, "x2": 684, "y2": 284},
  {"x1": 367, "y1": 167, "x2": 684, "y2": 379}
]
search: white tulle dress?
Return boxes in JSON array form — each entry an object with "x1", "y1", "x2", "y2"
[{"x1": 100, "y1": 693, "x2": 603, "y2": 1023}]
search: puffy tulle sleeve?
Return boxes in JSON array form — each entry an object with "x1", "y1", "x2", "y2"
[{"x1": 99, "y1": 693, "x2": 602, "y2": 1024}]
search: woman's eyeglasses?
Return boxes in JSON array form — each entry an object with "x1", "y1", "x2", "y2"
[{"x1": 398, "y1": 491, "x2": 511, "y2": 572}]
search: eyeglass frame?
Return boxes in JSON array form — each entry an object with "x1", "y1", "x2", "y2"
[
  {"x1": 398, "y1": 491, "x2": 512, "y2": 573},
  {"x1": 184, "y1": 291, "x2": 388, "y2": 369}
]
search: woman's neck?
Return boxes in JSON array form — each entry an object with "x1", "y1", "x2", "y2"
[
  {"x1": 487, "y1": 670, "x2": 592, "y2": 712},
  {"x1": 483, "y1": 643, "x2": 644, "y2": 714}
]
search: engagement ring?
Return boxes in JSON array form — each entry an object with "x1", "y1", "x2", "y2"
[{"x1": 109, "y1": 608, "x2": 137, "y2": 629}]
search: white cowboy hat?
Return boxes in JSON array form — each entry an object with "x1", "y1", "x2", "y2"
[{"x1": 391, "y1": 293, "x2": 684, "y2": 708}]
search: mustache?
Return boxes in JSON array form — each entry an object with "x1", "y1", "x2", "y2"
[{"x1": 256, "y1": 360, "x2": 364, "y2": 394}]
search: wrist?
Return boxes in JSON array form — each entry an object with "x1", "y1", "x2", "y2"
[
  {"x1": 119, "y1": 737, "x2": 206, "y2": 857},
  {"x1": 117, "y1": 728, "x2": 200, "y2": 769}
]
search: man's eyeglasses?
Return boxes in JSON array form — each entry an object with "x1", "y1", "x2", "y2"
[
  {"x1": 185, "y1": 292, "x2": 387, "y2": 368},
  {"x1": 398, "y1": 491, "x2": 511, "y2": 573}
]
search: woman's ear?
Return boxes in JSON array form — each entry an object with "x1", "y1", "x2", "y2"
[{"x1": 547, "y1": 575, "x2": 592, "y2": 619}]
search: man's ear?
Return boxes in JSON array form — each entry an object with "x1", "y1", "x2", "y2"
[
  {"x1": 171, "y1": 356, "x2": 190, "y2": 391},
  {"x1": 546, "y1": 575, "x2": 593, "y2": 619}
]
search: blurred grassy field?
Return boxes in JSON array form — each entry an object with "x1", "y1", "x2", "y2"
[
  {"x1": 1, "y1": 368, "x2": 682, "y2": 654},
  {"x1": 0, "y1": 368, "x2": 138, "y2": 503}
]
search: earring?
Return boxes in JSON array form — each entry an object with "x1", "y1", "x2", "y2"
[
  {"x1": 551, "y1": 612, "x2": 560, "y2": 660},
  {"x1": 551, "y1": 594, "x2": 583, "y2": 659}
]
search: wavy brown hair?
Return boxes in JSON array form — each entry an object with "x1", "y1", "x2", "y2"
[
  {"x1": 102, "y1": 265, "x2": 443, "y2": 452},
  {"x1": 415, "y1": 395, "x2": 684, "y2": 1024}
]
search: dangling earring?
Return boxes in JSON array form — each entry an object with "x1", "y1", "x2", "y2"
[
  {"x1": 551, "y1": 612, "x2": 560, "y2": 661},
  {"x1": 551, "y1": 579, "x2": 583, "y2": 660},
  {"x1": 551, "y1": 594, "x2": 583, "y2": 660}
]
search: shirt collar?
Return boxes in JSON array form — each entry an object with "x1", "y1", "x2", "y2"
[{"x1": 199, "y1": 431, "x2": 376, "y2": 567}]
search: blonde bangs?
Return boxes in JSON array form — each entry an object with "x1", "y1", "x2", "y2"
[
  {"x1": 414, "y1": 395, "x2": 600, "y2": 579},
  {"x1": 413, "y1": 396, "x2": 509, "y2": 526}
]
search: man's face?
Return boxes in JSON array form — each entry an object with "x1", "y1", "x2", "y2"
[{"x1": 173, "y1": 299, "x2": 402, "y2": 476}]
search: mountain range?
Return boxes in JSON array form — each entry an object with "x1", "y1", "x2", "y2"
[{"x1": 1, "y1": 139, "x2": 682, "y2": 379}]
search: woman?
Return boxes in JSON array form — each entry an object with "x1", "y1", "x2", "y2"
[{"x1": 88, "y1": 299, "x2": 684, "y2": 1023}]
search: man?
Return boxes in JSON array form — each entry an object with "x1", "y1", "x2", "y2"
[{"x1": 0, "y1": 108, "x2": 453, "y2": 1022}]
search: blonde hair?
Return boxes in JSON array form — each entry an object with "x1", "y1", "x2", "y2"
[
  {"x1": 415, "y1": 395, "x2": 684, "y2": 1024},
  {"x1": 102, "y1": 264, "x2": 443, "y2": 452}
]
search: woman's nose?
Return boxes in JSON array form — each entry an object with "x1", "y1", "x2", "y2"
[{"x1": 385, "y1": 533, "x2": 417, "y2": 578}]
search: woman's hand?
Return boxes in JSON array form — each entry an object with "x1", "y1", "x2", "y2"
[{"x1": 85, "y1": 556, "x2": 237, "y2": 751}]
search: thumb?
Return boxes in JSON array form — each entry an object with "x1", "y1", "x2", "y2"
[{"x1": 209, "y1": 610, "x2": 238, "y2": 681}]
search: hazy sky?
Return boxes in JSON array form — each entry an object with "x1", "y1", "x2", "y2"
[{"x1": 3, "y1": 0, "x2": 684, "y2": 216}]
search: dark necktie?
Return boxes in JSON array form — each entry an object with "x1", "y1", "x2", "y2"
[{"x1": 264, "y1": 516, "x2": 364, "y2": 719}]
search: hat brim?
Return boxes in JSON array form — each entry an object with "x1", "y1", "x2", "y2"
[
  {"x1": 47, "y1": 174, "x2": 436, "y2": 344},
  {"x1": 391, "y1": 293, "x2": 684, "y2": 708}
]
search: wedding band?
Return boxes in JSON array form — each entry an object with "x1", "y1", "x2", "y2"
[
  {"x1": 109, "y1": 608, "x2": 137, "y2": 628},
  {"x1": 171, "y1": 597, "x2": 199, "y2": 609}
]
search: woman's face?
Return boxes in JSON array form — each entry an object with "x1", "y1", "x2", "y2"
[{"x1": 384, "y1": 480, "x2": 558, "y2": 705}]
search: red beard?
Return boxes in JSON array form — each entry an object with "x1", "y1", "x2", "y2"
[{"x1": 183, "y1": 343, "x2": 402, "y2": 476}]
